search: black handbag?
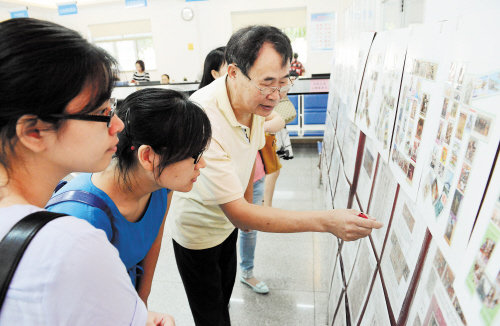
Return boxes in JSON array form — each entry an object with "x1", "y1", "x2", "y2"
[{"x1": 0, "y1": 211, "x2": 67, "y2": 310}]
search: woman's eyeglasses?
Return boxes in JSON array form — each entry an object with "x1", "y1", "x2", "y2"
[
  {"x1": 192, "y1": 150, "x2": 204, "y2": 164},
  {"x1": 46, "y1": 98, "x2": 117, "y2": 127}
]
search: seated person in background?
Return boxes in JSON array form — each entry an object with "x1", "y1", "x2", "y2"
[
  {"x1": 131, "y1": 60, "x2": 150, "y2": 84},
  {"x1": 0, "y1": 17, "x2": 173, "y2": 325},
  {"x1": 161, "y1": 74, "x2": 170, "y2": 84},
  {"x1": 290, "y1": 52, "x2": 305, "y2": 77},
  {"x1": 198, "y1": 46, "x2": 227, "y2": 89},
  {"x1": 46, "y1": 88, "x2": 211, "y2": 306}
]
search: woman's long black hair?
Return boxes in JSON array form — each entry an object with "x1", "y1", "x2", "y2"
[{"x1": 198, "y1": 46, "x2": 226, "y2": 89}]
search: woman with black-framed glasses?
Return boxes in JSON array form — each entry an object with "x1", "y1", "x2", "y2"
[
  {"x1": 0, "y1": 18, "x2": 176, "y2": 326},
  {"x1": 46, "y1": 88, "x2": 211, "y2": 306}
]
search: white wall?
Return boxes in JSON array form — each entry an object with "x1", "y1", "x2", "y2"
[{"x1": 1, "y1": 0, "x2": 337, "y2": 82}]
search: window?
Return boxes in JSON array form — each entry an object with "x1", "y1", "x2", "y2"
[
  {"x1": 283, "y1": 27, "x2": 307, "y2": 63},
  {"x1": 90, "y1": 20, "x2": 156, "y2": 72},
  {"x1": 95, "y1": 35, "x2": 156, "y2": 72}
]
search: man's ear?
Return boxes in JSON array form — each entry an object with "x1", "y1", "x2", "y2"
[
  {"x1": 226, "y1": 64, "x2": 238, "y2": 79},
  {"x1": 16, "y1": 115, "x2": 50, "y2": 153},
  {"x1": 137, "y1": 144, "x2": 155, "y2": 172}
]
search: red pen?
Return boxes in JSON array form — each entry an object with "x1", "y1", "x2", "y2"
[{"x1": 358, "y1": 213, "x2": 368, "y2": 219}]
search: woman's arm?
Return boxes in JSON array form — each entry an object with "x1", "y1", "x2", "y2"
[
  {"x1": 264, "y1": 111, "x2": 285, "y2": 133},
  {"x1": 137, "y1": 191, "x2": 174, "y2": 305}
]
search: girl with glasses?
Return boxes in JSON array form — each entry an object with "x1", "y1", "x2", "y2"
[
  {"x1": 0, "y1": 18, "x2": 175, "y2": 325},
  {"x1": 47, "y1": 88, "x2": 211, "y2": 306}
]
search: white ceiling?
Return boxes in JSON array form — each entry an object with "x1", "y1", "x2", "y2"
[{"x1": 1, "y1": 0, "x2": 122, "y2": 9}]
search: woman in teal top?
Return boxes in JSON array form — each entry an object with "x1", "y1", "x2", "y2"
[{"x1": 47, "y1": 88, "x2": 211, "y2": 305}]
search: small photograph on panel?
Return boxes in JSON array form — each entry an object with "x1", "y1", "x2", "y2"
[
  {"x1": 416, "y1": 118, "x2": 425, "y2": 141},
  {"x1": 455, "y1": 111, "x2": 468, "y2": 140},
  {"x1": 450, "y1": 101, "x2": 459, "y2": 119},
  {"x1": 423, "y1": 171, "x2": 435, "y2": 200},
  {"x1": 454, "y1": 83, "x2": 463, "y2": 101},
  {"x1": 427, "y1": 62, "x2": 438, "y2": 81},
  {"x1": 488, "y1": 71, "x2": 500, "y2": 95},
  {"x1": 444, "y1": 212, "x2": 457, "y2": 243},
  {"x1": 408, "y1": 120, "x2": 414, "y2": 139},
  {"x1": 473, "y1": 111, "x2": 494, "y2": 140},
  {"x1": 450, "y1": 189, "x2": 463, "y2": 217},
  {"x1": 363, "y1": 148, "x2": 374, "y2": 178},
  {"x1": 423, "y1": 296, "x2": 446, "y2": 326},
  {"x1": 434, "y1": 248, "x2": 448, "y2": 277},
  {"x1": 463, "y1": 78, "x2": 474, "y2": 106},
  {"x1": 402, "y1": 203, "x2": 415, "y2": 232},
  {"x1": 465, "y1": 110, "x2": 476, "y2": 132},
  {"x1": 457, "y1": 163, "x2": 471, "y2": 193},
  {"x1": 473, "y1": 75, "x2": 489, "y2": 98},
  {"x1": 440, "y1": 192, "x2": 448, "y2": 207},
  {"x1": 465, "y1": 137, "x2": 478, "y2": 164},
  {"x1": 436, "y1": 120, "x2": 444, "y2": 144},
  {"x1": 444, "y1": 122, "x2": 454, "y2": 145},
  {"x1": 441, "y1": 98, "x2": 449, "y2": 118},
  {"x1": 403, "y1": 158, "x2": 410, "y2": 175},
  {"x1": 431, "y1": 178, "x2": 439, "y2": 204},
  {"x1": 457, "y1": 63, "x2": 467, "y2": 85},
  {"x1": 442, "y1": 265, "x2": 456, "y2": 301},
  {"x1": 448, "y1": 62, "x2": 458, "y2": 82},
  {"x1": 450, "y1": 141, "x2": 461, "y2": 170},
  {"x1": 437, "y1": 162, "x2": 445, "y2": 180},
  {"x1": 411, "y1": 140, "x2": 420, "y2": 163},
  {"x1": 414, "y1": 60, "x2": 421, "y2": 75},
  {"x1": 410, "y1": 100, "x2": 417, "y2": 119},
  {"x1": 444, "y1": 81, "x2": 454, "y2": 98},
  {"x1": 407, "y1": 162, "x2": 415, "y2": 185},
  {"x1": 440, "y1": 147, "x2": 448, "y2": 165},
  {"x1": 476, "y1": 273, "x2": 500, "y2": 310},
  {"x1": 443, "y1": 169, "x2": 454, "y2": 195},
  {"x1": 420, "y1": 93, "x2": 430, "y2": 117},
  {"x1": 419, "y1": 61, "x2": 428, "y2": 77}
]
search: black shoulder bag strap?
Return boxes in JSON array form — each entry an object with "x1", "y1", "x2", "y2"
[{"x1": 0, "y1": 211, "x2": 67, "y2": 311}]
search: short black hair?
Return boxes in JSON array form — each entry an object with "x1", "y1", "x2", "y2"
[
  {"x1": 162, "y1": 74, "x2": 170, "y2": 79},
  {"x1": 199, "y1": 46, "x2": 226, "y2": 89},
  {"x1": 136, "y1": 60, "x2": 145, "y2": 72},
  {"x1": 293, "y1": 52, "x2": 299, "y2": 59},
  {"x1": 0, "y1": 18, "x2": 117, "y2": 177},
  {"x1": 225, "y1": 25, "x2": 292, "y2": 76},
  {"x1": 115, "y1": 88, "x2": 212, "y2": 189}
]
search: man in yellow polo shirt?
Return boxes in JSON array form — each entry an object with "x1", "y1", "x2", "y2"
[{"x1": 167, "y1": 25, "x2": 383, "y2": 326}]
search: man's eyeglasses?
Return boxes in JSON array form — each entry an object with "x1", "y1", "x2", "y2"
[
  {"x1": 46, "y1": 98, "x2": 117, "y2": 128},
  {"x1": 192, "y1": 150, "x2": 204, "y2": 164},
  {"x1": 238, "y1": 67, "x2": 294, "y2": 96}
]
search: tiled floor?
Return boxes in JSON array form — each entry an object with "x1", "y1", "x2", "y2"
[{"x1": 149, "y1": 143, "x2": 334, "y2": 326}]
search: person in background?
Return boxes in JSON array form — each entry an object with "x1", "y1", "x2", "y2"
[
  {"x1": 168, "y1": 25, "x2": 383, "y2": 326},
  {"x1": 131, "y1": 60, "x2": 150, "y2": 84},
  {"x1": 0, "y1": 18, "x2": 173, "y2": 325},
  {"x1": 290, "y1": 52, "x2": 305, "y2": 77},
  {"x1": 161, "y1": 74, "x2": 170, "y2": 84},
  {"x1": 198, "y1": 46, "x2": 228, "y2": 89},
  {"x1": 46, "y1": 88, "x2": 211, "y2": 306}
]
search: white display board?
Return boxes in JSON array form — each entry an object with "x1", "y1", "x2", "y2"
[
  {"x1": 389, "y1": 22, "x2": 451, "y2": 202},
  {"x1": 407, "y1": 240, "x2": 468, "y2": 326},
  {"x1": 416, "y1": 14, "x2": 500, "y2": 271},
  {"x1": 381, "y1": 189, "x2": 427, "y2": 319},
  {"x1": 357, "y1": 136, "x2": 378, "y2": 211},
  {"x1": 347, "y1": 32, "x2": 376, "y2": 122},
  {"x1": 367, "y1": 160, "x2": 399, "y2": 254},
  {"x1": 347, "y1": 237, "x2": 378, "y2": 324},
  {"x1": 454, "y1": 158, "x2": 500, "y2": 326},
  {"x1": 356, "y1": 28, "x2": 410, "y2": 162}
]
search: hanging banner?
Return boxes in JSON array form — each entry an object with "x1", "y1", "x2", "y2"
[
  {"x1": 9, "y1": 7, "x2": 28, "y2": 18},
  {"x1": 58, "y1": 2, "x2": 77, "y2": 16},
  {"x1": 125, "y1": 0, "x2": 147, "y2": 8}
]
